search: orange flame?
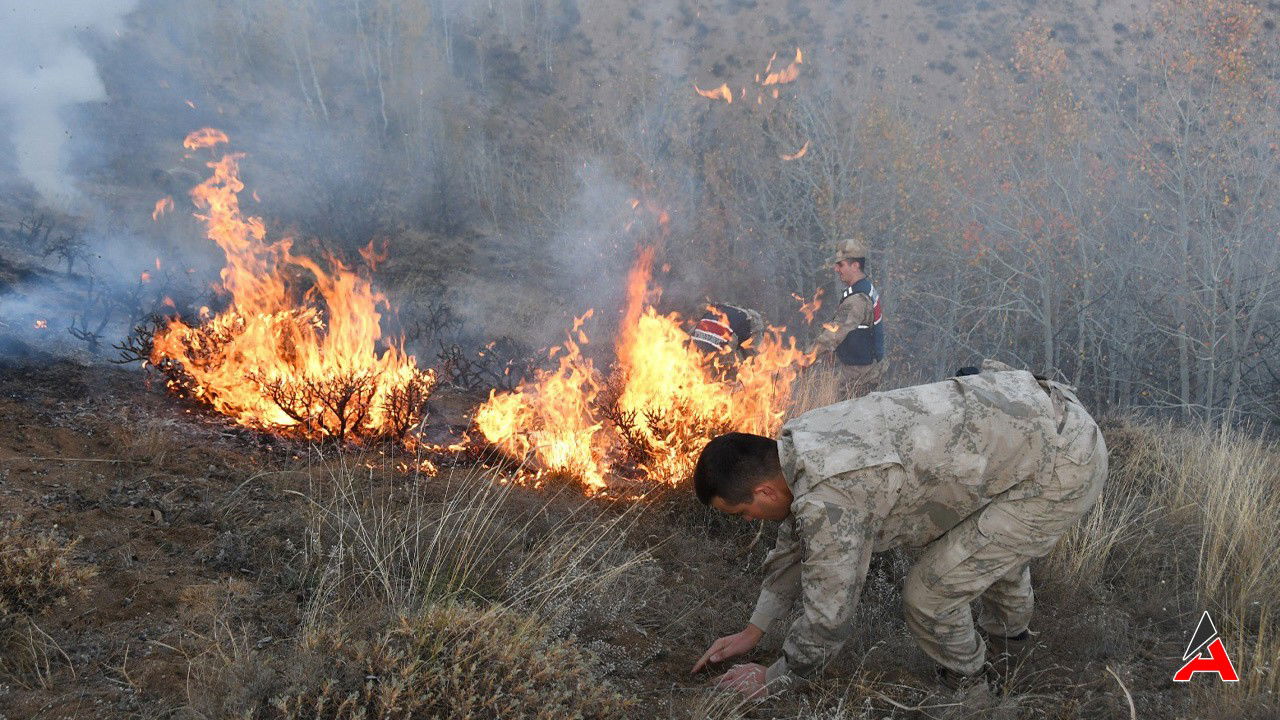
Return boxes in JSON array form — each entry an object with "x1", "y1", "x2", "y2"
[
  {"x1": 694, "y1": 82, "x2": 733, "y2": 104},
  {"x1": 152, "y1": 196, "x2": 174, "y2": 221},
  {"x1": 149, "y1": 129, "x2": 435, "y2": 448},
  {"x1": 475, "y1": 249, "x2": 811, "y2": 494},
  {"x1": 780, "y1": 140, "x2": 810, "y2": 161},
  {"x1": 34, "y1": 319, "x2": 47, "y2": 330},
  {"x1": 792, "y1": 288, "x2": 824, "y2": 323},
  {"x1": 359, "y1": 240, "x2": 389, "y2": 271},
  {"x1": 762, "y1": 48, "x2": 803, "y2": 86}
]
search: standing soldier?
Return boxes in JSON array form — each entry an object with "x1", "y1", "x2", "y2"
[
  {"x1": 688, "y1": 360, "x2": 1108, "y2": 697},
  {"x1": 809, "y1": 237, "x2": 886, "y2": 397}
]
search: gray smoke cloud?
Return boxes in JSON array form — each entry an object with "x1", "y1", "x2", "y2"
[{"x1": 0, "y1": 1, "x2": 138, "y2": 207}]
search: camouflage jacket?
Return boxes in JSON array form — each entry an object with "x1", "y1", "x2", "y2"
[
  {"x1": 810, "y1": 285, "x2": 873, "y2": 356},
  {"x1": 750, "y1": 363, "x2": 1065, "y2": 688}
]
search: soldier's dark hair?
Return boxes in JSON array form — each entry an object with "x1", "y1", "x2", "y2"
[
  {"x1": 693, "y1": 432, "x2": 782, "y2": 506},
  {"x1": 851, "y1": 257, "x2": 867, "y2": 272}
]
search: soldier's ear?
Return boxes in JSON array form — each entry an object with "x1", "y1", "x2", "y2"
[{"x1": 752, "y1": 478, "x2": 782, "y2": 502}]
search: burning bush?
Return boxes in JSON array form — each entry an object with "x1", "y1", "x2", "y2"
[
  {"x1": 474, "y1": 248, "x2": 810, "y2": 494},
  {"x1": 146, "y1": 130, "x2": 435, "y2": 448}
]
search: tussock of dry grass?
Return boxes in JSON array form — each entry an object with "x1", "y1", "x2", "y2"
[
  {"x1": 0, "y1": 522, "x2": 94, "y2": 624},
  {"x1": 787, "y1": 362, "x2": 847, "y2": 419},
  {"x1": 295, "y1": 457, "x2": 651, "y2": 617},
  {"x1": 255, "y1": 604, "x2": 636, "y2": 720},
  {"x1": 193, "y1": 458, "x2": 653, "y2": 718},
  {"x1": 1048, "y1": 420, "x2": 1280, "y2": 702},
  {"x1": 0, "y1": 522, "x2": 95, "y2": 688}
]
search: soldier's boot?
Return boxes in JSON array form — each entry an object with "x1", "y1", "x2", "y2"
[
  {"x1": 983, "y1": 628, "x2": 1032, "y2": 659},
  {"x1": 935, "y1": 661, "x2": 1001, "y2": 695}
]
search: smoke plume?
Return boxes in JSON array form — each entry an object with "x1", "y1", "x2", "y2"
[{"x1": 0, "y1": 1, "x2": 138, "y2": 206}]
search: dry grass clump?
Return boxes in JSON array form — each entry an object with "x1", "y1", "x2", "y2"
[
  {"x1": 786, "y1": 362, "x2": 847, "y2": 419},
  {"x1": 254, "y1": 603, "x2": 636, "y2": 720},
  {"x1": 0, "y1": 522, "x2": 95, "y2": 689},
  {"x1": 1047, "y1": 420, "x2": 1280, "y2": 702},
  {"x1": 192, "y1": 458, "x2": 653, "y2": 718},
  {"x1": 296, "y1": 458, "x2": 649, "y2": 617},
  {"x1": 0, "y1": 522, "x2": 95, "y2": 625}
]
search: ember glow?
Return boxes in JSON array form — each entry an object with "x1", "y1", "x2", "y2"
[
  {"x1": 475, "y1": 248, "x2": 811, "y2": 494},
  {"x1": 34, "y1": 319, "x2": 47, "y2": 330},
  {"x1": 148, "y1": 129, "x2": 435, "y2": 448}
]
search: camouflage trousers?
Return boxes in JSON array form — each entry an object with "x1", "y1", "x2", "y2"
[
  {"x1": 836, "y1": 358, "x2": 886, "y2": 398},
  {"x1": 901, "y1": 389, "x2": 1108, "y2": 675}
]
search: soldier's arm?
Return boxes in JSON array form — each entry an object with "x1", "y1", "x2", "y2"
[
  {"x1": 764, "y1": 483, "x2": 878, "y2": 691},
  {"x1": 809, "y1": 293, "x2": 871, "y2": 356},
  {"x1": 747, "y1": 513, "x2": 803, "y2": 633}
]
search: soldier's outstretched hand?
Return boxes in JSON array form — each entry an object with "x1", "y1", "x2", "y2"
[
  {"x1": 692, "y1": 624, "x2": 763, "y2": 673},
  {"x1": 712, "y1": 663, "x2": 768, "y2": 699}
]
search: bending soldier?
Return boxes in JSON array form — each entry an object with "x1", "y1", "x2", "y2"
[
  {"x1": 809, "y1": 237, "x2": 886, "y2": 397},
  {"x1": 690, "y1": 360, "x2": 1108, "y2": 696},
  {"x1": 690, "y1": 302, "x2": 765, "y2": 361}
]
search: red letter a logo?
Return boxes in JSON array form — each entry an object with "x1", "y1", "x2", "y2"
[{"x1": 1173, "y1": 611, "x2": 1240, "y2": 683}]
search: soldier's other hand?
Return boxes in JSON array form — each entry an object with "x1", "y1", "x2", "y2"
[
  {"x1": 712, "y1": 663, "x2": 768, "y2": 699},
  {"x1": 692, "y1": 624, "x2": 763, "y2": 673}
]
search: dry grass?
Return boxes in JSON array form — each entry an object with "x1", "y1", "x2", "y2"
[
  {"x1": 787, "y1": 362, "x2": 847, "y2": 419},
  {"x1": 0, "y1": 522, "x2": 95, "y2": 624},
  {"x1": 190, "y1": 457, "x2": 654, "y2": 718},
  {"x1": 294, "y1": 456, "x2": 651, "y2": 617},
  {"x1": 253, "y1": 603, "x2": 636, "y2": 720},
  {"x1": 0, "y1": 522, "x2": 95, "y2": 689},
  {"x1": 1047, "y1": 420, "x2": 1280, "y2": 702}
]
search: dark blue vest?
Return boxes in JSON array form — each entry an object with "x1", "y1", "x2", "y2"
[{"x1": 834, "y1": 278, "x2": 885, "y2": 366}]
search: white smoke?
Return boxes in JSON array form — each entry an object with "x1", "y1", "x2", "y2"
[{"x1": 0, "y1": 1, "x2": 138, "y2": 206}]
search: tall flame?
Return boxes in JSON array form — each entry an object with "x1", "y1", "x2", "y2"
[
  {"x1": 149, "y1": 129, "x2": 435, "y2": 447},
  {"x1": 475, "y1": 249, "x2": 811, "y2": 494}
]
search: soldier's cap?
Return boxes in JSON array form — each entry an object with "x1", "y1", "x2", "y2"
[{"x1": 826, "y1": 237, "x2": 869, "y2": 265}]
